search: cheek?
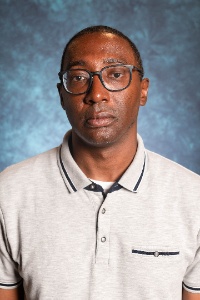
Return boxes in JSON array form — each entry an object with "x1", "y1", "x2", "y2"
[
  {"x1": 63, "y1": 97, "x2": 83, "y2": 116},
  {"x1": 65, "y1": 105, "x2": 80, "y2": 124},
  {"x1": 115, "y1": 91, "x2": 141, "y2": 118}
]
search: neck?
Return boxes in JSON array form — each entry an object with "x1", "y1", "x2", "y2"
[{"x1": 70, "y1": 131, "x2": 138, "y2": 182}]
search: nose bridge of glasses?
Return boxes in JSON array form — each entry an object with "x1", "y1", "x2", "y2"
[
  {"x1": 91, "y1": 70, "x2": 102, "y2": 79},
  {"x1": 90, "y1": 70, "x2": 105, "y2": 88}
]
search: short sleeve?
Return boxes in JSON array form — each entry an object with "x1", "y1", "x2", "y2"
[
  {"x1": 0, "y1": 208, "x2": 22, "y2": 289},
  {"x1": 183, "y1": 230, "x2": 200, "y2": 293}
]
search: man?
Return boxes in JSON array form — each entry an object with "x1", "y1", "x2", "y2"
[{"x1": 0, "y1": 26, "x2": 199, "y2": 300}]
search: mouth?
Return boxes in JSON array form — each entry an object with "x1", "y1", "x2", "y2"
[{"x1": 85, "y1": 112, "x2": 116, "y2": 128}]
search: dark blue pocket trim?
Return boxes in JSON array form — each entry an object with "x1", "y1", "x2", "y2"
[{"x1": 132, "y1": 249, "x2": 180, "y2": 256}]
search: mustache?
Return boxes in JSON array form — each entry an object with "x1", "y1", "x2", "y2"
[{"x1": 84, "y1": 104, "x2": 116, "y2": 119}]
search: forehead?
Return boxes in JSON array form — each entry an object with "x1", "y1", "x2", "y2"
[{"x1": 63, "y1": 32, "x2": 137, "y2": 69}]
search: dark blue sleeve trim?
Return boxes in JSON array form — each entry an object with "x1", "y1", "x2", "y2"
[
  {"x1": 183, "y1": 282, "x2": 200, "y2": 291},
  {"x1": 0, "y1": 279, "x2": 22, "y2": 287}
]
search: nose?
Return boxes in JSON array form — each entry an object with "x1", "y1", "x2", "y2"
[{"x1": 84, "y1": 74, "x2": 110, "y2": 104}]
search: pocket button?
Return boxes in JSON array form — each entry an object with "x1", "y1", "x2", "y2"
[{"x1": 154, "y1": 251, "x2": 159, "y2": 257}]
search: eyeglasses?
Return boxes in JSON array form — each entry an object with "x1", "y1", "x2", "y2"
[{"x1": 58, "y1": 64, "x2": 143, "y2": 95}]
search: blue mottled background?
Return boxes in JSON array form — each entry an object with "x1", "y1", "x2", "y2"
[{"x1": 0, "y1": 0, "x2": 200, "y2": 174}]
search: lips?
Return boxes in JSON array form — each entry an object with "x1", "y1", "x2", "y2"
[{"x1": 85, "y1": 112, "x2": 116, "y2": 128}]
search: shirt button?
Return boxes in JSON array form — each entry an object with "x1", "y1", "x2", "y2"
[
  {"x1": 90, "y1": 184, "x2": 95, "y2": 190},
  {"x1": 101, "y1": 237, "x2": 106, "y2": 243},
  {"x1": 102, "y1": 208, "x2": 106, "y2": 214},
  {"x1": 154, "y1": 251, "x2": 159, "y2": 257}
]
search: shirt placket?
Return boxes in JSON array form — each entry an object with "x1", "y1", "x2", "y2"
[{"x1": 95, "y1": 195, "x2": 111, "y2": 264}]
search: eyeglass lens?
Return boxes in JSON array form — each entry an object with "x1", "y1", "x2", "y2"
[{"x1": 63, "y1": 65, "x2": 131, "y2": 94}]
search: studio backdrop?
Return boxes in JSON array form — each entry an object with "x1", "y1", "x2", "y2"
[{"x1": 0, "y1": 0, "x2": 200, "y2": 174}]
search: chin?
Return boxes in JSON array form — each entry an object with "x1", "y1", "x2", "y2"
[
  {"x1": 81, "y1": 136, "x2": 113, "y2": 147},
  {"x1": 80, "y1": 132, "x2": 122, "y2": 148}
]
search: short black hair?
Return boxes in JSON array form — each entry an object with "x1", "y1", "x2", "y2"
[{"x1": 60, "y1": 25, "x2": 144, "y2": 78}]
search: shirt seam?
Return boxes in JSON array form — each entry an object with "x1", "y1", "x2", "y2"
[{"x1": 0, "y1": 206, "x2": 11, "y2": 256}]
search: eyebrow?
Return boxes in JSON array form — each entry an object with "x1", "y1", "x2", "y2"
[
  {"x1": 66, "y1": 58, "x2": 128, "y2": 69},
  {"x1": 103, "y1": 58, "x2": 128, "y2": 64},
  {"x1": 66, "y1": 60, "x2": 86, "y2": 69}
]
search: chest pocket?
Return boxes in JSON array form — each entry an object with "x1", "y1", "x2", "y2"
[
  {"x1": 131, "y1": 245, "x2": 181, "y2": 276},
  {"x1": 128, "y1": 245, "x2": 182, "y2": 289}
]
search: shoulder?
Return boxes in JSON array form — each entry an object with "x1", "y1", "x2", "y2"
[
  {"x1": 0, "y1": 147, "x2": 59, "y2": 186},
  {"x1": 144, "y1": 150, "x2": 200, "y2": 227},
  {"x1": 146, "y1": 149, "x2": 200, "y2": 188}
]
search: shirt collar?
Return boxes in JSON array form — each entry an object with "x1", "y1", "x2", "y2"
[
  {"x1": 57, "y1": 131, "x2": 146, "y2": 193},
  {"x1": 118, "y1": 134, "x2": 146, "y2": 193}
]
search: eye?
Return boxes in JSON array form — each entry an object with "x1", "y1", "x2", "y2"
[
  {"x1": 106, "y1": 67, "x2": 126, "y2": 80},
  {"x1": 72, "y1": 75, "x2": 86, "y2": 82},
  {"x1": 112, "y1": 72, "x2": 122, "y2": 79},
  {"x1": 67, "y1": 70, "x2": 89, "y2": 84}
]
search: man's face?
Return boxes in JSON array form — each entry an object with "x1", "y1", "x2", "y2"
[{"x1": 58, "y1": 32, "x2": 149, "y2": 148}]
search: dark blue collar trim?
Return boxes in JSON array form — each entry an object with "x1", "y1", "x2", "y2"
[
  {"x1": 108, "y1": 182, "x2": 122, "y2": 193},
  {"x1": 133, "y1": 154, "x2": 146, "y2": 192},
  {"x1": 85, "y1": 181, "x2": 122, "y2": 199},
  {"x1": 59, "y1": 146, "x2": 77, "y2": 192}
]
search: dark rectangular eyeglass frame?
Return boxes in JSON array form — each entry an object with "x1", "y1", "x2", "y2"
[{"x1": 58, "y1": 64, "x2": 144, "y2": 95}]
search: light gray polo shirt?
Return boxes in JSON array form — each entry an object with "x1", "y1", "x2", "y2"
[{"x1": 0, "y1": 132, "x2": 200, "y2": 300}]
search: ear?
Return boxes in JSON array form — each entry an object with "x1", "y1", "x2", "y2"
[
  {"x1": 57, "y1": 83, "x2": 66, "y2": 110},
  {"x1": 140, "y1": 78, "x2": 149, "y2": 106}
]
